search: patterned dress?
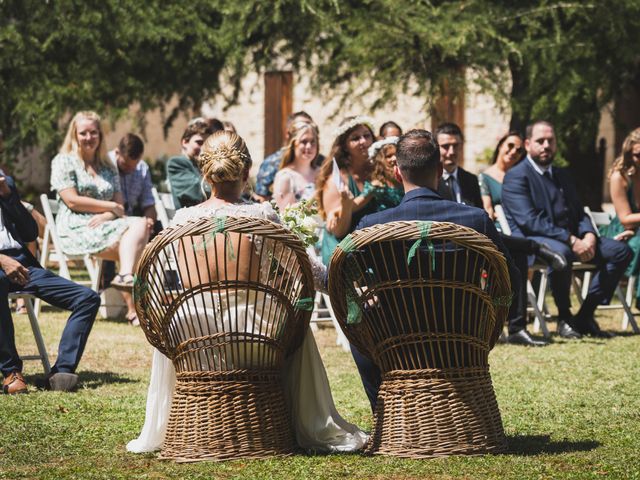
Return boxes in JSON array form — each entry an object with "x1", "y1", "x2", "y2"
[{"x1": 50, "y1": 153, "x2": 129, "y2": 255}]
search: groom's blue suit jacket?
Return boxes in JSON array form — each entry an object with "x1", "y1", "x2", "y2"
[{"x1": 356, "y1": 186, "x2": 511, "y2": 263}]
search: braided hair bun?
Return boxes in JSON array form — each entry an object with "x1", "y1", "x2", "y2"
[{"x1": 198, "y1": 131, "x2": 252, "y2": 185}]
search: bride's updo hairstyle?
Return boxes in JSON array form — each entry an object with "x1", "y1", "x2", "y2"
[{"x1": 198, "y1": 131, "x2": 252, "y2": 185}]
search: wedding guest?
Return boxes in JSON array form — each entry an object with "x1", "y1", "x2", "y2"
[
  {"x1": 378, "y1": 120, "x2": 402, "y2": 139},
  {"x1": 0, "y1": 158, "x2": 100, "y2": 393},
  {"x1": 127, "y1": 130, "x2": 367, "y2": 454},
  {"x1": 166, "y1": 121, "x2": 214, "y2": 209},
  {"x1": 109, "y1": 134, "x2": 157, "y2": 232},
  {"x1": 361, "y1": 136, "x2": 403, "y2": 210},
  {"x1": 50, "y1": 111, "x2": 149, "y2": 326},
  {"x1": 272, "y1": 120, "x2": 320, "y2": 211},
  {"x1": 101, "y1": 134, "x2": 159, "y2": 290},
  {"x1": 254, "y1": 111, "x2": 324, "y2": 202},
  {"x1": 601, "y1": 127, "x2": 640, "y2": 308},
  {"x1": 0, "y1": 147, "x2": 47, "y2": 314},
  {"x1": 435, "y1": 123, "x2": 482, "y2": 208},
  {"x1": 352, "y1": 129, "x2": 517, "y2": 410},
  {"x1": 315, "y1": 116, "x2": 378, "y2": 264},
  {"x1": 480, "y1": 132, "x2": 566, "y2": 347},
  {"x1": 479, "y1": 131, "x2": 526, "y2": 222},
  {"x1": 502, "y1": 120, "x2": 632, "y2": 338}
]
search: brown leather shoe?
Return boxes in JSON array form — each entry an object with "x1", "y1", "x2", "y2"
[{"x1": 3, "y1": 371, "x2": 28, "y2": 394}]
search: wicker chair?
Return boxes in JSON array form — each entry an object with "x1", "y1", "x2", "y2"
[
  {"x1": 134, "y1": 216, "x2": 315, "y2": 461},
  {"x1": 328, "y1": 221, "x2": 510, "y2": 458}
]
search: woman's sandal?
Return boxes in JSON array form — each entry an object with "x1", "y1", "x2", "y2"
[
  {"x1": 111, "y1": 273, "x2": 134, "y2": 291},
  {"x1": 126, "y1": 313, "x2": 140, "y2": 327}
]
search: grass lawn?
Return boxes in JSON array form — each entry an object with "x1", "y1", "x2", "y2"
[{"x1": 1, "y1": 303, "x2": 639, "y2": 479}]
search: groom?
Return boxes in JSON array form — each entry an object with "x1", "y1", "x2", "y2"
[{"x1": 352, "y1": 129, "x2": 517, "y2": 411}]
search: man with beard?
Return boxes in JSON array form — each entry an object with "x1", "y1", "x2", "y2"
[{"x1": 502, "y1": 120, "x2": 631, "y2": 339}]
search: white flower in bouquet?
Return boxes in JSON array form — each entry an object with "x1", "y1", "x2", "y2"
[{"x1": 281, "y1": 199, "x2": 320, "y2": 247}]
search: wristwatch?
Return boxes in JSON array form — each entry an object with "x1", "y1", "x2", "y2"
[{"x1": 569, "y1": 236, "x2": 577, "y2": 246}]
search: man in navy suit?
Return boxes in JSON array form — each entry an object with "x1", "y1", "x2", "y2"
[
  {"x1": 0, "y1": 161, "x2": 100, "y2": 394},
  {"x1": 502, "y1": 120, "x2": 631, "y2": 339},
  {"x1": 352, "y1": 129, "x2": 518, "y2": 411}
]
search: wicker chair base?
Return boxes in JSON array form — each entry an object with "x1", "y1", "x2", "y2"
[
  {"x1": 160, "y1": 373, "x2": 297, "y2": 462},
  {"x1": 366, "y1": 369, "x2": 507, "y2": 458}
]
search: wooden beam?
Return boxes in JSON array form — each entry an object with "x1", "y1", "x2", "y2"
[{"x1": 264, "y1": 71, "x2": 293, "y2": 157}]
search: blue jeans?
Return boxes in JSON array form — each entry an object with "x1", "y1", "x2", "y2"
[{"x1": 0, "y1": 249, "x2": 100, "y2": 376}]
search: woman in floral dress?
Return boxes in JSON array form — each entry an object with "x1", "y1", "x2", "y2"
[
  {"x1": 272, "y1": 120, "x2": 320, "y2": 211},
  {"x1": 50, "y1": 111, "x2": 149, "y2": 325}
]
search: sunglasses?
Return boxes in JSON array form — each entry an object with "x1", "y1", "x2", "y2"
[{"x1": 505, "y1": 143, "x2": 524, "y2": 154}]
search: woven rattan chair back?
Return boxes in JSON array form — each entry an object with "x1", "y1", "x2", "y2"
[
  {"x1": 134, "y1": 215, "x2": 315, "y2": 461},
  {"x1": 328, "y1": 221, "x2": 510, "y2": 458}
]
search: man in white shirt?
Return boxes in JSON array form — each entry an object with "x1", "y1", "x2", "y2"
[{"x1": 0, "y1": 142, "x2": 100, "y2": 394}]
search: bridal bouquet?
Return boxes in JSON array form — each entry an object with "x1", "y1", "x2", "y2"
[{"x1": 275, "y1": 199, "x2": 320, "y2": 248}]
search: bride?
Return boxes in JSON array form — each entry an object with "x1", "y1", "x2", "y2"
[{"x1": 127, "y1": 130, "x2": 367, "y2": 454}]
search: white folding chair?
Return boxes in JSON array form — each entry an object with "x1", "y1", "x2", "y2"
[
  {"x1": 152, "y1": 187, "x2": 174, "y2": 229},
  {"x1": 583, "y1": 207, "x2": 639, "y2": 333},
  {"x1": 495, "y1": 205, "x2": 551, "y2": 337},
  {"x1": 310, "y1": 291, "x2": 350, "y2": 351},
  {"x1": 38, "y1": 194, "x2": 103, "y2": 291},
  {"x1": 9, "y1": 292, "x2": 50, "y2": 374}
]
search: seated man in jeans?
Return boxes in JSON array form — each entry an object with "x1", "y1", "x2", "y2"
[{"x1": 0, "y1": 164, "x2": 100, "y2": 393}]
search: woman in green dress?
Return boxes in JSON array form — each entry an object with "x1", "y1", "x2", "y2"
[
  {"x1": 602, "y1": 128, "x2": 640, "y2": 307},
  {"x1": 360, "y1": 136, "x2": 404, "y2": 211},
  {"x1": 50, "y1": 111, "x2": 150, "y2": 325},
  {"x1": 316, "y1": 116, "x2": 378, "y2": 264},
  {"x1": 478, "y1": 131, "x2": 525, "y2": 226}
]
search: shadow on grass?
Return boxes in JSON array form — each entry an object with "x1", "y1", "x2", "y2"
[
  {"x1": 507, "y1": 434, "x2": 599, "y2": 455},
  {"x1": 23, "y1": 371, "x2": 137, "y2": 390},
  {"x1": 78, "y1": 371, "x2": 138, "y2": 388}
]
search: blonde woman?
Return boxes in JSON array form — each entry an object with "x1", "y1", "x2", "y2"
[
  {"x1": 603, "y1": 127, "x2": 640, "y2": 307},
  {"x1": 50, "y1": 111, "x2": 150, "y2": 325},
  {"x1": 127, "y1": 130, "x2": 367, "y2": 454},
  {"x1": 272, "y1": 120, "x2": 320, "y2": 211}
]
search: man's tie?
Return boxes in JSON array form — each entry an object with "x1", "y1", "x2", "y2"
[{"x1": 443, "y1": 176, "x2": 455, "y2": 201}]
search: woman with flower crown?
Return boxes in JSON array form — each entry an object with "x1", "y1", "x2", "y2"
[
  {"x1": 127, "y1": 130, "x2": 367, "y2": 454},
  {"x1": 315, "y1": 116, "x2": 378, "y2": 264},
  {"x1": 361, "y1": 136, "x2": 404, "y2": 211}
]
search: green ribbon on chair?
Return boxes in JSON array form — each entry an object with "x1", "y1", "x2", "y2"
[
  {"x1": 406, "y1": 221, "x2": 435, "y2": 270},
  {"x1": 337, "y1": 234, "x2": 363, "y2": 325},
  {"x1": 492, "y1": 293, "x2": 514, "y2": 307},
  {"x1": 192, "y1": 215, "x2": 236, "y2": 261},
  {"x1": 294, "y1": 297, "x2": 314, "y2": 311},
  {"x1": 338, "y1": 234, "x2": 356, "y2": 253},
  {"x1": 345, "y1": 289, "x2": 362, "y2": 325},
  {"x1": 132, "y1": 274, "x2": 149, "y2": 299}
]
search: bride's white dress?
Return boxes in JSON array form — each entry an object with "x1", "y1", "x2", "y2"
[{"x1": 127, "y1": 201, "x2": 367, "y2": 454}]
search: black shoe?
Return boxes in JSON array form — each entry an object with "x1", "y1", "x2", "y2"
[
  {"x1": 537, "y1": 243, "x2": 568, "y2": 271},
  {"x1": 557, "y1": 320, "x2": 583, "y2": 339},
  {"x1": 35, "y1": 372, "x2": 79, "y2": 392},
  {"x1": 505, "y1": 329, "x2": 549, "y2": 347},
  {"x1": 574, "y1": 316, "x2": 615, "y2": 339}
]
